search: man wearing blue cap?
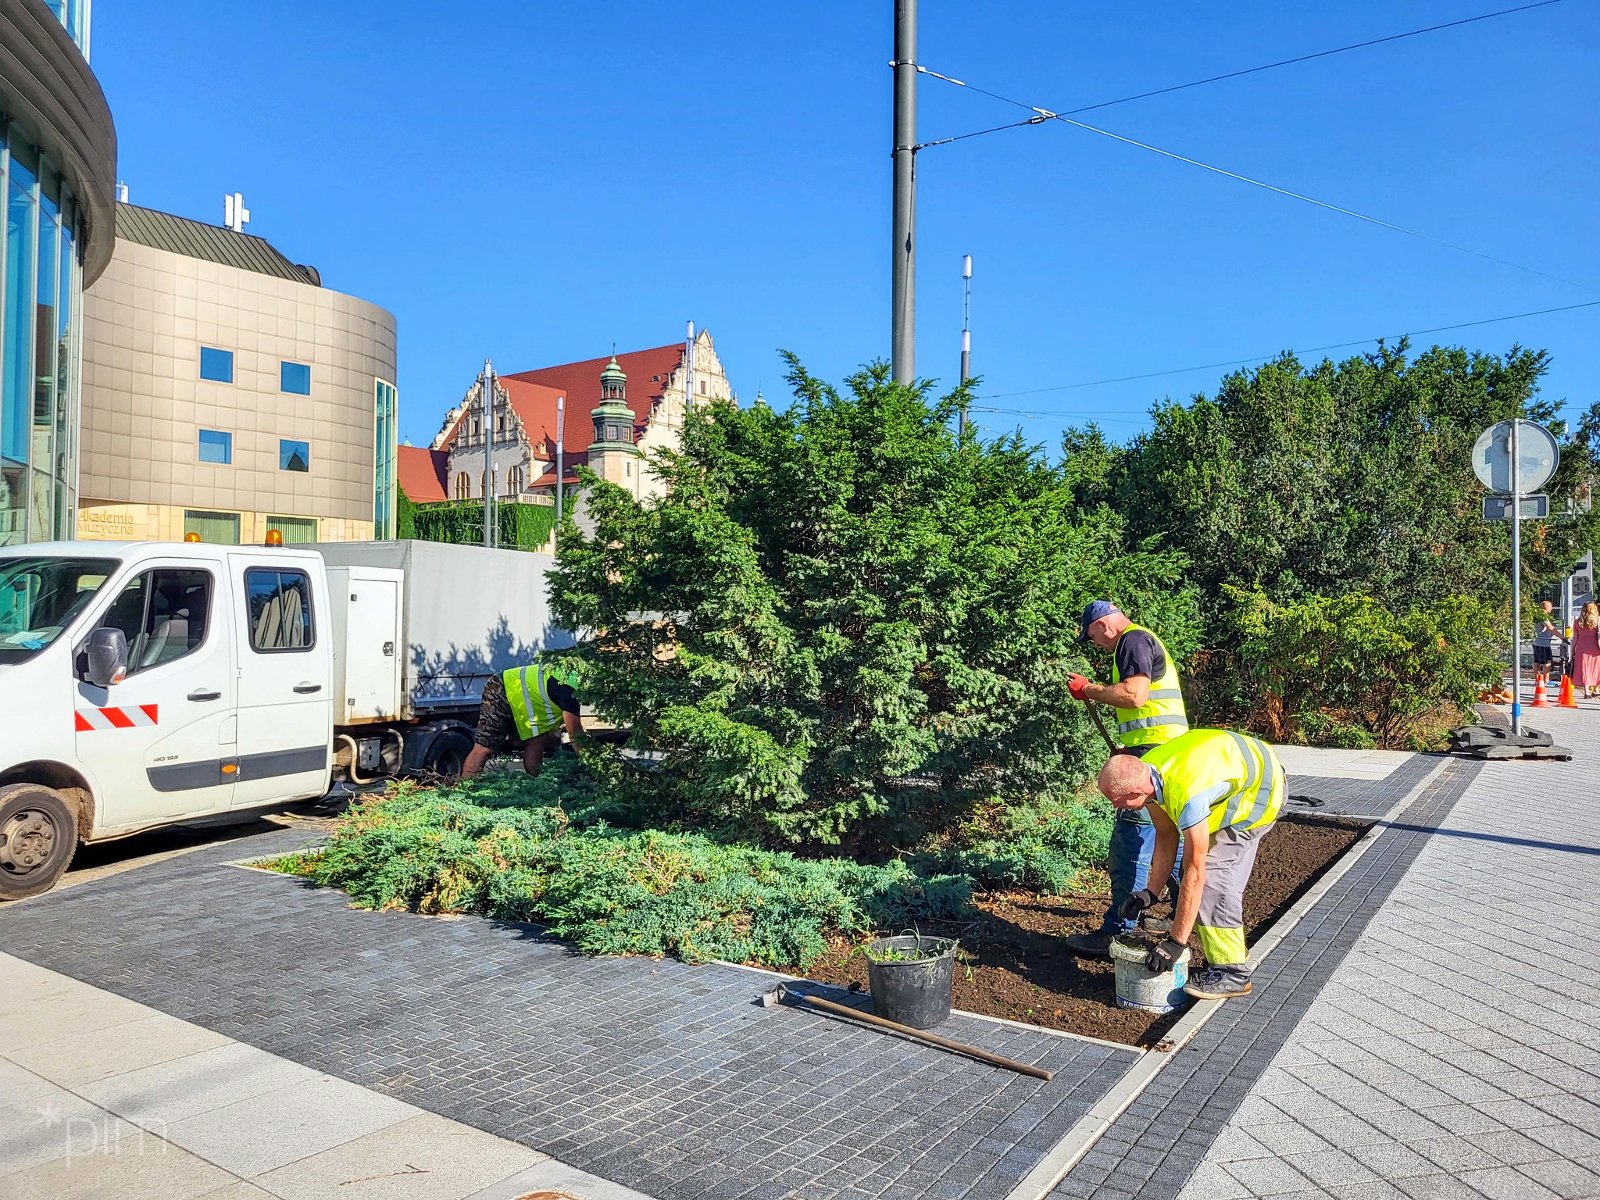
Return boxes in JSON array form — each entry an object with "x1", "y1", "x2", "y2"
[{"x1": 1063, "y1": 600, "x2": 1191, "y2": 957}]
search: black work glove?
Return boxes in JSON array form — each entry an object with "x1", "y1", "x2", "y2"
[
  {"x1": 1144, "y1": 938, "x2": 1185, "y2": 973},
  {"x1": 1118, "y1": 887, "x2": 1160, "y2": 922}
]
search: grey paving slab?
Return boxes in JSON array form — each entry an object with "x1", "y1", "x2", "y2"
[
  {"x1": 1146, "y1": 706, "x2": 1600, "y2": 1200},
  {"x1": 0, "y1": 828, "x2": 1135, "y2": 1200},
  {"x1": 1284, "y1": 752, "x2": 1440, "y2": 820},
  {"x1": 1046, "y1": 754, "x2": 1483, "y2": 1200}
]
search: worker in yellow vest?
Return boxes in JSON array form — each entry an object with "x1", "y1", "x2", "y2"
[
  {"x1": 1064, "y1": 600, "x2": 1191, "y2": 958},
  {"x1": 462, "y1": 660, "x2": 584, "y2": 779},
  {"x1": 1098, "y1": 728, "x2": 1285, "y2": 1000}
]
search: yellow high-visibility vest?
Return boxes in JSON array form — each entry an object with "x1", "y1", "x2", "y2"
[
  {"x1": 1110, "y1": 623, "x2": 1189, "y2": 749},
  {"x1": 1145, "y1": 729, "x2": 1284, "y2": 835},
  {"x1": 503, "y1": 663, "x2": 580, "y2": 741}
]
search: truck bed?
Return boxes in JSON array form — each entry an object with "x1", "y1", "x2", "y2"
[{"x1": 313, "y1": 540, "x2": 573, "y2": 720}]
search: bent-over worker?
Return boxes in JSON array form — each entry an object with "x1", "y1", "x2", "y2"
[
  {"x1": 1096, "y1": 728, "x2": 1285, "y2": 1000},
  {"x1": 1064, "y1": 600, "x2": 1190, "y2": 958},
  {"x1": 463, "y1": 661, "x2": 583, "y2": 779}
]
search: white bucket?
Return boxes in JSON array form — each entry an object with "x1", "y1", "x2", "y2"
[{"x1": 1109, "y1": 936, "x2": 1191, "y2": 1013}]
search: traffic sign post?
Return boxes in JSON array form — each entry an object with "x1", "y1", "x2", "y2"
[{"x1": 1475, "y1": 418, "x2": 1560, "y2": 737}]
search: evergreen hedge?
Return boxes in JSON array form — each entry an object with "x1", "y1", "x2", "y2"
[
  {"x1": 272, "y1": 761, "x2": 1113, "y2": 969},
  {"x1": 412, "y1": 499, "x2": 561, "y2": 551}
]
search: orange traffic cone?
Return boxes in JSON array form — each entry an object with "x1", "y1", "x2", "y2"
[
  {"x1": 1532, "y1": 677, "x2": 1549, "y2": 707},
  {"x1": 1559, "y1": 675, "x2": 1579, "y2": 708}
]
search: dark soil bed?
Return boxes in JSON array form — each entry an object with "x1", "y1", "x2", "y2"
[{"x1": 789, "y1": 815, "x2": 1368, "y2": 1047}]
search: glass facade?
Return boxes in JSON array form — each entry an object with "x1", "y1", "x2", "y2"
[
  {"x1": 41, "y1": 0, "x2": 91, "y2": 57},
  {"x1": 0, "y1": 121, "x2": 81, "y2": 547},
  {"x1": 373, "y1": 378, "x2": 397, "y2": 538}
]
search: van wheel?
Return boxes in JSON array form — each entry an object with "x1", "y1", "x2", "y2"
[
  {"x1": 0, "y1": 785, "x2": 78, "y2": 901},
  {"x1": 424, "y1": 731, "x2": 473, "y2": 780}
]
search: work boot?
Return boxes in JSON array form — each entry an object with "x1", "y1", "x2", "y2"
[
  {"x1": 1184, "y1": 967, "x2": 1252, "y2": 1000},
  {"x1": 1063, "y1": 930, "x2": 1115, "y2": 958}
]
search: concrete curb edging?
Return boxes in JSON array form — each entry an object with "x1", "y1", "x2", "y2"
[{"x1": 1004, "y1": 754, "x2": 1452, "y2": 1200}]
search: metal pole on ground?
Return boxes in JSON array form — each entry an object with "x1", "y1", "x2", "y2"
[
  {"x1": 1511, "y1": 417, "x2": 1522, "y2": 736},
  {"x1": 891, "y1": 0, "x2": 917, "y2": 385},
  {"x1": 959, "y1": 254, "x2": 971, "y2": 436},
  {"x1": 482, "y1": 359, "x2": 497, "y2": 548},
  {"x1": 555, "y1": 393, "x2": 565, "y2": 527}
]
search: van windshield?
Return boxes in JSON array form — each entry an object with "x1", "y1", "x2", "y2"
[{"x1": 0, "y1": 556, "x2": 119, "y2": 661}]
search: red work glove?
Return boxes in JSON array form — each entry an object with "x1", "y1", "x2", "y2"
[{"x1": 1068, "y1": 674, "x2": 1090, "y2": 700}]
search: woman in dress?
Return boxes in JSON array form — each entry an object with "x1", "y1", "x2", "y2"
[{"x1": 1574, "y1": 602, "x2": 1600, "y2": 699}]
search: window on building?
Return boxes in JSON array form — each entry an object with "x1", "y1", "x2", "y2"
[
  {"x1": 182, "y1": 510, "x2": 241, "y2": 545},
  {"x1": 244, "y1": 568, "x2": 314, "y2": 652},
  {"x1": 267, "y1": 516, "x2": 318, "y2": 544},
  {"x1": 97, "y1": 568, "x2": 214, "y2": 675},
  {"x1": 373, "y1": 379, "x2": 397, "y2": 539},
  {"x1": 699, "y1": 380, "x2": 706, "y2": 395},
  {"x1": 197, "y1": 429, "x2": 232, "y2": 465},
  {"x1": 506, "y1": 466, "x2": 522, "y2": 496},
  {"x1": 279, "y1": 439, "x2": 310, "y2": 472},
  {"x1": 455, "y1": 472, "x2": 470, "y2": 499},
  {"x1": 280, "y1": 361, "x2": 311, "y2": 395},
  {"x1": 199, "y1": 347, "x2": 234, "y2": 383}
]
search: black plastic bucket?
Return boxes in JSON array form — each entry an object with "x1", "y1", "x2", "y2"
[{"x1": 864, "y1": 935, "x2": 958, "y2": 1029}]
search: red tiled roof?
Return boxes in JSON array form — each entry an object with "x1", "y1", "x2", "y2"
[
  {"x1": 397, "y1": 445, "x2": 449, "y2": 502},
  {"x1": 505, "y1": 343, "x2": 686, "y2": 450},
  {"x1": 433, "y1": 343, "x2": 689, "y2": 461}
]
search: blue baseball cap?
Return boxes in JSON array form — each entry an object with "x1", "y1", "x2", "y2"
[{"x1": 1078, "y1": 600, "x2": 1121, "y2": 643}]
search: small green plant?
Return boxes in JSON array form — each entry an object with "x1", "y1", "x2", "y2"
[
  {"x1": 275, "y1": 769, "x2": 974, "y2": 971},
  {"x1": 863, "y1": 931, "x2": 956, "y2": 964}
]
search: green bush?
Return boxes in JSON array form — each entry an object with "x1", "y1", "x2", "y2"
[
  {"x1": 289, "y1": 767, "x2": 978, "y2": 970},
  {"x1": 1229, "y1": 589, "x2": 1503, "y2": 749},
  {"x1": 412, "y1": 499, "x2": 560, "y2": 551},
  {"x1": 915, "y1": 794, "x2": 1114, "y2": 893},
  {"x1": 550, "y1": 357, "x2": 1198, "y2": 854}
]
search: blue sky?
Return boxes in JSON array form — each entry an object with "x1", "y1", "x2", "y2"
[{"x1": 94, "y1": 2, "x2": 1598, "y2": 450}]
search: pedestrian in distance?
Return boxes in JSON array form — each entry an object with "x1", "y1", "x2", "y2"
[
  {"x1": 1533, "y1": 601, "x2": 1560, "y2": 688},
  {"x1": 1574, "y1": 602, "x2": 1600, "y2": 699},
  {"x1": 463, "y1": 660, "x2": 584, "y2": 778},
  {"x1": 1063, "y1": 600, "x2": 1190, "y2": 958},
  {"x1": 1097, "y1": 728, "x2": 1286, "y2": 1000}
]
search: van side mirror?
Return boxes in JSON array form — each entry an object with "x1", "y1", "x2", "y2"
[{"x1": 85, "y1": 627, "x2": 128, "y2": 687}]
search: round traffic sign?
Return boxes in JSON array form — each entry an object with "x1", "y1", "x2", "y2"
[{"x1": 1471, "y1": 419, "x2": 1559, "y2": 493}]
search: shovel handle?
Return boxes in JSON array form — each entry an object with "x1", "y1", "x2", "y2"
[{"x1": 797, "y1": 993, "x2": 1053, "y2": 1081}]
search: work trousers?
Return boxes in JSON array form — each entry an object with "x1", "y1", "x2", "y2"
[
  {"x1": 1101, "y1": 808, "x2": 1184, "y2": 935},
  {"x1": 1195, "y1": 820, "x2": 1273, "y2": 979}
]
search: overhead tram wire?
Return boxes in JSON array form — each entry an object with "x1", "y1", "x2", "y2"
[
  {"x1": 972, "y1": 298, "x2": 1600, "y2": 410},
  {"x1": 1058, "y1": 0, "x2": 1573, "y2": 117},
  {"x1": 913, "y1": 63, "x2": 1599, "y2": 297}
]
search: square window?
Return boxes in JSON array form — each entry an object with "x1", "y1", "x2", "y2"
[
  {"x1": 198, "y1": 429, "x2": 232, "y2": 465},
  {"x1": 267, "y1": 515, "x2": 317, "y2": 544},
  {"x1": 280, "y1": 361, "x2": 311, "y2": 395},
  {"x1": 183, "y1": 510, "x2": 241, "y2": 544},
  {"x1": 199, "y1": 346, "x2": 234, "y2": 383},
  {"x1": 279, "y1": 439, "x2": 310, "y2": 472}
]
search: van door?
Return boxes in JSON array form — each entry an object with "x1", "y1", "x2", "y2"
[
  {"x1": 228, "y1": 556, "x2": 333, "y2": 807},
  {"x1": 75, "y1": 563, "x2": 236, "y2": 828}
]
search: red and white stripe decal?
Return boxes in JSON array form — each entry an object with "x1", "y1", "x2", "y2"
[{"x1": 74, "y1": 705, "x2": 159, "y2": 733}]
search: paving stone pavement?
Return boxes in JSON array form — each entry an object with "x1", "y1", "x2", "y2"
[
  {"x1": 1045, "y1": 708, "x2": 1600, "y2": 1200},
  {"x1": 1046, "y1": 755, "x2": 1478, "y2": 1200},
  {"x1": 1285, "y1": 753, "x2": 1442, "y2": 820},
  {"x1": 0, "y1": 831, "x2": 1135, "y2": 1200},
  {"x1": 1172, "y1": 711, "x2": 1600, "y2": 1200}
]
